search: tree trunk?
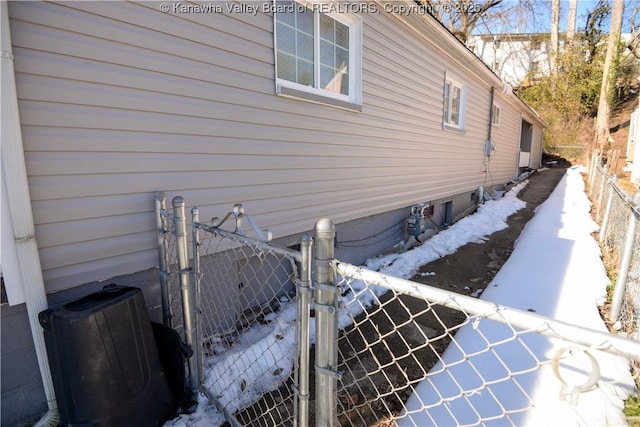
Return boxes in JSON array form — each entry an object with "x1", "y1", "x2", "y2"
[
  {"x1": 594, "y1": 1, "x2": 624, "y2": 151},
  {"x1": 550, "y1": 0, "x2": 560, "y2": 75},
  {"x1": 567, "y1": 0, "x2": 578, "y2": 44}
]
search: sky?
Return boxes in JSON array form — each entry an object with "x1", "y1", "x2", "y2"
[
  {"x1": 472, "y1": 0, "x2": 638, "y2": 35},
  {"x1": 164, "y1": 166, "x2": 636, "y2": 426}
]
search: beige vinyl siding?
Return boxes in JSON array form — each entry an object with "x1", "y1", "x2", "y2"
[
  {"x1": 10, "y1": 1, "x2": 536, "y2": 293},
  {"x1": 489, "y1": 92, "x2": 524, "y2": 182}
]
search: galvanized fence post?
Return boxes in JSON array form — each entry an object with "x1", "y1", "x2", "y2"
[
  {"x1": 173, "y1": 196, "x2": 199, "y2": 397},
  {"x1": 588, "y1": 152, "x2": 599, "y2": 195},
  {"x1": 313, "y1": 219, "x2": 338, "y2": 427},
  {"x1": 596, "y1": 164, "x2": 608, "y2": 220},
  {"x1": 296, "y1": 234, "x2": 312, "y2": 427},
  {"x1": 599, "y1": 175, "x2": 617, "y2": 244},
  {"x1": 154, "y1": 191, "x2": 172, "y2": 327},
  {"x1": 191, "y1": 207, "x2": 202, "y2": 392},
  {"x1": 610, "y1": 191, "x2": 640, "y2": 323}
]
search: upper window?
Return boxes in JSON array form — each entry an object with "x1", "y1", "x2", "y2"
[
  {"x1": 492, "y1": 104, "x2": 501, "y2": 126},
  {"x1": 274, "y1": 1, "x2": 362, "y2": 109},
  {"x1": 443, "y1": 76, "x2": 466, "y2": 130}
]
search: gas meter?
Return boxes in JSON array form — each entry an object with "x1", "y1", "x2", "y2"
[{"x1": 407, "y1": 204, "x2": 428, "y2": 237}]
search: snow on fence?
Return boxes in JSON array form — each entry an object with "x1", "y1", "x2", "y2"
[
  {"x1": 588, "y1": 158, "x2": 640, "y2": 339},
  {"x1": 156, "y1": 194, "x2": 640, "y2": 426}
]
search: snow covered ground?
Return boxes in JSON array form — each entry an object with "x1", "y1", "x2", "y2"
[
  {"x1": 166, "y1": 167, "x2": 637, "y2": 426},
  {"x1": 398, "y1": 167, "x2": 636, "y2": 426}
]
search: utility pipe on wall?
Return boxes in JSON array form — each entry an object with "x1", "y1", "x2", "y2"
[{"x1": 1, "y1": 3, "x2": 59, "y2": 425}]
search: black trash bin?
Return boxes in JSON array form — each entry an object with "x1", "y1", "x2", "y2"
[{"x1": 39, "y1": 285, "x2": 175, "y2": 426}]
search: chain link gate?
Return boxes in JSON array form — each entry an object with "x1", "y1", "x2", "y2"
[
  {"x1": 157, "y1": 195, "x2": 314, "y2": 425},
  {"x1": 191, "y1": 204, "x2": 310, "y2": 426}
]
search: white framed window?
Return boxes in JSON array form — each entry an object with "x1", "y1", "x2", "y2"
[
  {"x1": 274, "y1": 0, "x2": 362, "y2": 110},
  {"x1": 443, "y1": 74, "x2": 466, "y2": 130},
  {"x1": 492, "y1": 103, "x2": 501, "y2": 126}
]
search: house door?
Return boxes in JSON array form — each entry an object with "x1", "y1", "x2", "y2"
[{"x1": 519, "y1": 120, "x2": 533, "y2": 168}]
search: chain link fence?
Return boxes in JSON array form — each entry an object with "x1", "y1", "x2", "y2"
[
  {"x1": 156, "y1": 195, "x2": 640, "y2": 426},
  {"x1": 154, "y1": 192, "x2": 184, "y2": 336},
  {"x1": 588, "y1": 157, "x2": 640, "y2": 339},
  {"x1": 333, "y1": 261, "x2": 639, "y2": 426}
]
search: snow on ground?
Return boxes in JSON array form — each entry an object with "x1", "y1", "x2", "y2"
[
  {"x1": 166, "y1": 168, "x2": 635, "y2": 426},
  {"x1": 398, "y1": 167, "x2": 636, "y2": 426}
]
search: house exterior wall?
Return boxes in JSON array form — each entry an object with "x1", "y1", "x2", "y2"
[{"x1": 9, "y1": 0, "x2": 541, "y2": 297}]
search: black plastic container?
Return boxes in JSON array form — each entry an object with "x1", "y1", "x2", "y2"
[{"x1": 39, "y1": 285, "x2": 175, "y2": 426}]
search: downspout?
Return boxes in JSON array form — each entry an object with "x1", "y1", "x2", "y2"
[{"x1": 1, "y1": 3, "x2": 59, "y2": 425}]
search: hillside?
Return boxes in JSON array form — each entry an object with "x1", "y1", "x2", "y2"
[{"x1": 605, "y1": 82, "x2": 639, "y2": 194}]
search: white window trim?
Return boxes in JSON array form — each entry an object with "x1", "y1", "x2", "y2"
[
  {"x1": 274, "y1": 0, "x2": 363, "y2": 111},
  {"x1": 443, "y1": 73, "x2": 466, "y2": 131},
  {"x1": 492, "y1": 103, "x2": 501, "y2": 126}
]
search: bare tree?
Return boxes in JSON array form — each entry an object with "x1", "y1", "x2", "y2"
[
  {"x1": 594, "y1": 0, "x2": 625, "y2": 150},
  {"x1": 419, "y1": 0, "x2": 503, "y2": 43}
]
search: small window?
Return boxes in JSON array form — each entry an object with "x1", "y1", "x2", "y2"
[
  {"x1": 492, "y1": 104, "x2": 501, "y2": 126},
  {"x1": 274, "y1": 1, "x2": 362, "y2": 110},
  {"x1": 443, "y1": 75, "x2": 466, "y2": 130}
]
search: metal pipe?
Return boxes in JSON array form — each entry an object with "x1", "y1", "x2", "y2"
[
  {"x1": 154, "y1": 192, "x2": 172, "y2": 327},
  {"x1": 335, "y1": 261, "x2": 640, "y2": 361},
  {"x1": 173, "y1": 196, "x2": 198, "y2": 396},
  {"x1": 296, "y1": 234, "x2": 312, "y2": 427},
  {"x1": 609, "y1": 191, "x2": 640, "y2": 323},
  {"x1": 598, "y1": 175, "x2": 617, "y2": 244},
  {"x1": 200, "y1": 223, "x2": 302, "y2": 262},
  {"x1": 313, "y1": 219, "x2": 338, "y2": 427},
  {"x1": 191, "y1": 207, "x2": 202, "y2": 391}
]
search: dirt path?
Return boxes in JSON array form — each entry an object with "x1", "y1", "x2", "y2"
[{"x1": 413, "y1": 167, "x2": 568, "y2": 296}]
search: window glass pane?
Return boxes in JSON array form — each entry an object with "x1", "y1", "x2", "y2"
[
  {"x1": 444, "y1": 82, "x2": 451, "y2": 122},
  {"x1": 320, "y1": 65, "x2": 335, "y2": 89},
  {"x1": 335, "y1": 21, "x2": 349, "y2": 49},
  {"x1": 296, "y1": 6, "x2": 313, "y2": 35},
  {"x1": 320, "y1": 14, "x2": 334, "y2": 42},
  {"x1": 275, "y1": 1, "x2": 295, "y2": 26},
  {"x1": 277, "y1": 52, "x2": 296, "y2": 82},
  {"x1": 321, "y1": 65, "x2": 347, "y2": 94},
  {"x1": 451, "y1": 86, "x2": 461, "y2": 125},
  {"x1": 297, "y1": 32, "x2": 314, "y2": 61},
  {"x1": 297, "y1": 59, "x2": 314, "y2": 86},
  {"x1": 320, "y1": 40, "x2": 334, "y2": 68},
  {"x1": 276, "y1": 22, "x2": 295, "y2": 55},
  {"x1": 336, "y1": 47, "x2": 349, "y2": 72}
]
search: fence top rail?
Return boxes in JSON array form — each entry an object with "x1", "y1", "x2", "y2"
[
  {"x1": 595, "y1": 165, "x2": 640, "y2": 216},
  {"x1": 194, "y1": 221, "x2": 303, "y2": 263},
  {"x1": 335, "y1": 260, "x2": 640, "y2": 361}
]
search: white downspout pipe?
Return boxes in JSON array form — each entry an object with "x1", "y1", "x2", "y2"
[{"x1": 1, "y1": 3, "x2": 59, "y2": 425}]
